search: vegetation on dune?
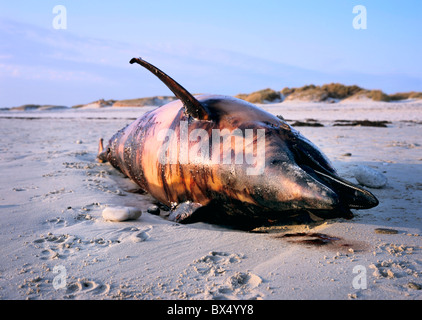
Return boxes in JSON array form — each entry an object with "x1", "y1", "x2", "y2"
[
  {"x1": 365, "y1": 90, "x2": 391, "y2": 102},
  {"x1": 281, "y1": 83, "x2": 364, "y2": 102},
  {"x1": 239, "y1": 83, "x2": 422, "y2": 103},
  {"x1": 321, "y1": 83, "x2": 363, "y2": 99},
  {"x1": 71, "y1": 96, "x2": 176, "y2": 108},
  {"x1": 112, "y1": 96, "x2": 176, "y2": 107},
  {"x1": 388, "y1": 91, "x2": 422, "y2": 101},
  {"x1": 235, "y1": 88, "x2": 282, "y2": 104}
]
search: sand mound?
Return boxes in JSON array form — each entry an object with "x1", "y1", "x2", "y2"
[{"x1": 112, "y1": 96, "x2": 177, "y2": 107}]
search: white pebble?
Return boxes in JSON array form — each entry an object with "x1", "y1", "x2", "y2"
[
  {"x1": 102, "y1": 206, "x2": 142, "y2": 222},
  {"x1": 354, "y1": 165, "x2": 387, "y2": 188}
]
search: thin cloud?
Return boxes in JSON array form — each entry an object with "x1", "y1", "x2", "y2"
[
  {"x1": 0, "y1": 17, "x2": 420, "y2": 108},
  {"x1": 0, "y1": 63, "x2": 111, "y2": 83}
]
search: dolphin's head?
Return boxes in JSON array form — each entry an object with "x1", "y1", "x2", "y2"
[{"x1": 245, "y1": 121, "x2": 379, "y2": 219}]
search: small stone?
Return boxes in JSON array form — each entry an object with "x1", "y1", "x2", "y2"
[
  {"x1": 102, "y1": 206, "x2": 142, "y2": 222},
  {"x1": 342, "y1": 153, "x2": 352, "y2": 157},
  {"x1": 354, "y1": 165, "x2": 387, "y2": 188},
  {"x1": 147, "y1": 205, "x2": 160, "y2": 215},
  {"x1": 76, "y1": 140, "x2": 83, "y2": 144}
]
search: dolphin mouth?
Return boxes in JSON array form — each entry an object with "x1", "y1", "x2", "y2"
[
  {"x1": 292, "y1": 140, "x2": 379, "y2": 212},
  {"x1": 312, "y1": 169, "x2": 379, "y2": 209}
]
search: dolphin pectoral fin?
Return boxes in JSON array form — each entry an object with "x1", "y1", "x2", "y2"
[
  {"x1": 97, "y1": 138, "x2": 109, "y2": 163},
  {"x1": 168, "y1": 202, "x2": 203, "y2": 223}
]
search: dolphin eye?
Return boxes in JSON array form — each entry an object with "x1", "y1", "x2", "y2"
[{"x1": 270, "y1": 159, "x2": 284, "y2": 166}]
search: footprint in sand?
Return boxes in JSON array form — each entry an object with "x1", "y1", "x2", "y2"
[
  {"x1": 108, "y1": 225, "x2": 153, "y2": 243},
  {"x1": 187, "y1": 251, "x2": 264, "y2": 300},
  {"x1": 192, "y1": 251, "x2": 243, "y2": 275},
  {"x1": 209, "y1": 272, "x2": 264, "y2": 300},
  {"x1": 66, "y1": 279, "x2": 110, "y2": 297},
  {"x1": 43, "y1": 216, "x2": 66, "y2": 227},
  {"x1": 226, "y1": 272, "x2": 262, "y2": 292},
  {"x1": 40, "y1": 248, "x2": 60, "y2": 260},
  {"x1": 33, "y1": 233, "x2": 76, "y2": 260},
  {"x1": 126, "y1": 226, "x2": 152, "y2": 243},
  {"x1": 32, "y1": 225, "x2": 153, "y2": 262},
  {"x1": 131, "y1": 229, "x2": 151, "y2": 242}
]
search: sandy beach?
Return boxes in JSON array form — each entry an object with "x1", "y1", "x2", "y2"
[{"x1": 0, "y1": 99, "x2": 421, "y2": 300}]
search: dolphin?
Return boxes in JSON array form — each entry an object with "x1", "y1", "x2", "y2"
[{"x1": 98, "y1": 57, "x2": 378, "y2": 229}]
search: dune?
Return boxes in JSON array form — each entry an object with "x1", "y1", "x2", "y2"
[
  {"x1": 10, "y1": 104, "x2": 68, "y2": 111},
  {"x1": 72, "y1": 99, "x2": 115, "y2": 109},
  {"x1": 112, "y1": 96, "x2": 177, "y2": 107},
  {"x1": 237, "y1": 84, "x2": 422, "y2": 104}
]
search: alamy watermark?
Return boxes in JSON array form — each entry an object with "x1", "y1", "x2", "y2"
[
  {"x1": 52, "y1": 5, "x2": 67, "y2": 30},
  {"x1": 52, "y1": 265, "x2": 67, "y2": 290},
  {"x1": 352, "y1": 5, "x2": 367, "y2": 30},
  {"x1": 352, "y1": 265, "x2": 367, "y2": 290},
  {"x1": 157, "y1": 121, "x2": 266, "y2": 175}
]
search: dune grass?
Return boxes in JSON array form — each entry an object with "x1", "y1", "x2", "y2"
[
  {"x1": 242, "y1": 83, "x2": 422, "y2": 103},
  {"x1": 235, "y1": 88, "x2": 281, "y2": 103}
]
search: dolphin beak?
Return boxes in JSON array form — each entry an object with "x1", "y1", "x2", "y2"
[
  {"x1": 313, "y1": 169, "x2": 379, "y2": 209},
  {"x1": 291, "y1": 137, "x2": 379, "y2": 211}
]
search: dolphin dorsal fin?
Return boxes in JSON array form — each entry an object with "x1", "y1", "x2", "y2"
[{"x1": 130, "y1": 57, "x2": 210, "y2": 120}]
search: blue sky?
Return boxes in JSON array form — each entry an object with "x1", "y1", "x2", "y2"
[{"x1": 0, "y1": 0, "x2": 421, "y2": 107}]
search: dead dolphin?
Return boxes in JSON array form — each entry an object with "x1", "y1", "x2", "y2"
[{"x1": 98, "y1": 57, "x2": 378, "y2": 229}]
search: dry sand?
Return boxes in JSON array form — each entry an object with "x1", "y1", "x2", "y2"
[{"x1": 0, "y1": 100, "x2": 421, "y2": 300}]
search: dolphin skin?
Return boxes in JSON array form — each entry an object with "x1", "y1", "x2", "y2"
[{"x1": 98, "y1": 58, "x2": 378, "y2": 230}]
